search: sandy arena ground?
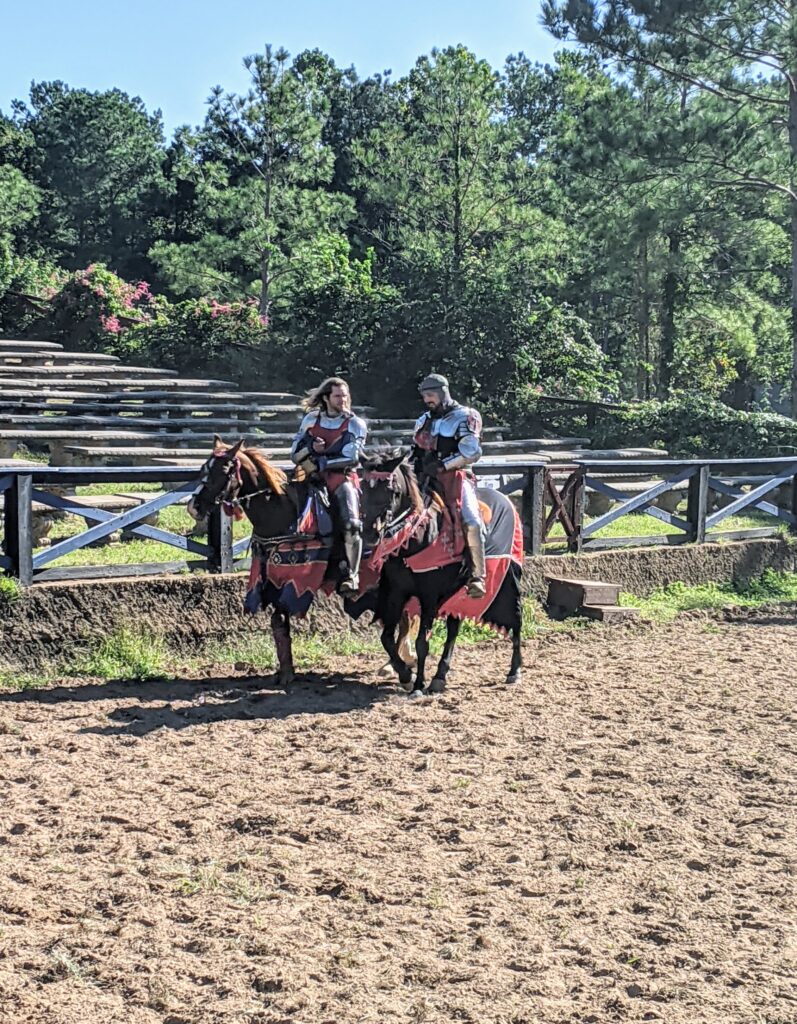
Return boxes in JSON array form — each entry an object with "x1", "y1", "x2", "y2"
[{"x1": 0, "y1": 613, "x2": 795, "y2": 1024}]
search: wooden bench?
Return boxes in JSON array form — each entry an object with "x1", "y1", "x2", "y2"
[
  {"x1": 0, "y1": 339, "x2": 63, "y2": 351},
  {"x1": 0, "y1": 363, "x2": 179, "y2": 378},
  {"x1": 0, "y1": 351, "x2": 120, "y2": 364},
  {"x1": 0, "y1": 376, "x2": 238, "y2": 391},
  {"x1": 63, "y1": 445, "x2": 293, "y2": 466}
]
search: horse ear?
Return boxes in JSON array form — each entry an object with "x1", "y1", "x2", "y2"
[
  {"x1": 213, "y1": 433, "x2": 225, "y2": 450},
  {"x1": 228, "y1": 438, "x2": 245, "y2": 457}
]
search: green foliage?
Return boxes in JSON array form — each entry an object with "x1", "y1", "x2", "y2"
[
  {"x1": 123, "y1": 294, "x2": 269, "y2": 377},
  {"x1": 0, "y1": 577, "x2": 22, "y2": 604},
  {"x1": 2, "y1": 33, "x2": 797, "y2": 406},
  {"x1": 14, "y1": 81, "x2": 166, "y2": 276},
  {"x1": 67, "y1": 627, "x2": 168, "y2": 680},
  {"x1": 152, "y1": 46, "x2": 354, "y2": 314},
  {"x1": 592, "y1": 394, "x2": 797, "y2": 458}
]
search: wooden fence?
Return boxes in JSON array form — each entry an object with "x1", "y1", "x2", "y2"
[
  {"x1": 0, "y1": 465, "x2": 249, "y2": 586},
  {"x1": 2, "y1": 456, "x2": 797, "y2": 585}
]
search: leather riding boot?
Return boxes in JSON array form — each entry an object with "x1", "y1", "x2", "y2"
[
  {"x1": 339, "y1": 525, "x2": 363, "y2": 594},
  {"x1": 464, "y1": 523, "x2": 487, "y2": 599}
]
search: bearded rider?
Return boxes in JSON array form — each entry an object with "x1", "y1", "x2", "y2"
[
  {"x1": 291, "y1": 376, "x2": 367, "y2": 594},
  {"x1": 411, "y1": 373, "x2": 487, "y2": 599}
]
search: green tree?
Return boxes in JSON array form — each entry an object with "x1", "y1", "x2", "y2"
[
  {"x1": 543, "y1": 0, "x2": 797, "y2": 410},
  {"x1": 152, "y1": 46, "x2": 354, "y2": 316},
  {"x1": 13, "y1": 82, "x2": 166, "y2": 277},
  {"x1": 350, "y1": 45, "x2": 608, "y2": 406}
]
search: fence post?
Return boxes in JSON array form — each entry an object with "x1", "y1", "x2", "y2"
[
  {"x1": 567, "y1": 468, "x2": 585, "y2": 554},
  {"x1": 207, "y1": 506, "x2": 234, "y2": 573},
  {"x1": 791, "y1": 467, "x2": 797, "y2": 535},
  {"x1": 686, "y1": 464, "x2": 709, "y2": 544},
  {"x1": 523, "y1": 465, "x2": 545, "y2": 555},
  {"x1": 4, "y1": 474, "x2": 33, "y2": 585}
]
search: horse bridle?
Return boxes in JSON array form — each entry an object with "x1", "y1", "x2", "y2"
[{"x1": 363, "y1": 463, "x2": 414, "y2": 543}]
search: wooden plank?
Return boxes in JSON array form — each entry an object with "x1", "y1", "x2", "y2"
[
  {"x1": 708, "y1": 477, "x2": 797, "y2": 526},
  {"x1": 207, "y1": 506, "x2": 234, "y2": 573},
  {"x1": 29, "y1": 488, "x2": 212, "y2": 558},
  {"x1": 32, "y1": 560, "x2": 194, "y2": 582},
  {"x1": 0, "y1": 351, "x2": 119, "y2": 363},
  {"x1": 578, "y1": 604, "x2": 639, "y2": 622},
  {"x1": 30, "y1": 483, "x2": 198, "y2": 568},
  {"x1": 0, "y1": 339, "x2": 63, "y2": 350},
  {"x1": 706, "y1": 527, "x2": 782, "y2": 542},
  {"x1": 686, "y1": 465, "x2": 710, "y2": 542},
  {"x1": 232, "y1": 536, "x2": 252, "y2": 557},
  {"x1": 582, "y1": 467, "x2": 696, "y2": 539},
  {"x1": 705, "y1": 466, "x2": 797, "y2": 529}
]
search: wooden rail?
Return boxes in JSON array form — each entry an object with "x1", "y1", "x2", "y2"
[{"x1": 2, "y1": 457, "x2": 796, "y2": 586}]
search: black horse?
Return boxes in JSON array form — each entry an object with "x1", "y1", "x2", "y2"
[{"x1": 360, "y1": 451, "x2": 523, "y2": 693}]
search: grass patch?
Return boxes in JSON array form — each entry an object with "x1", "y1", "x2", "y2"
[
  {"x1": 66, "y1": 627, "x2": 169, "y2": 680},
  {"x1": 545, "y1": 509, "x2": 784, "y2": 552},
  {"x1": 0, "y1": 577, "x2": 22, "y2": 604},
  {"x1": 0, "y1": 666, "x2": 50, "y2": 692},
  {"x1": 620, "y1": 568, "x2": 797, "y2": 622}
]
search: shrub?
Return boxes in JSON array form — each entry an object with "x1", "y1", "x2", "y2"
[{"x1": 591, "y1": 393, "x2": 797, "y2": 458}]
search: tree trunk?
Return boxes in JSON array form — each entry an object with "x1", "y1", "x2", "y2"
[
  {"x1": 659, "y1": 231, "x2": 680, "y2": 396},
  {"x1": 636, "y1": 236, "x2": 651, "y2": 399}
]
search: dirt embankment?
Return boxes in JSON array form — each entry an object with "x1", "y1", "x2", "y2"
[{"x1": 0, "y1": 611, "x2": 794, "y2": 1023}]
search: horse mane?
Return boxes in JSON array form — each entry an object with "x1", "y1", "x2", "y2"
[
  {"x1": 398, "y1": 461, "x2": 424, "y2": 514},
  {"x1": 239, "y1": 447, "x2": 288, "y2": 496}
]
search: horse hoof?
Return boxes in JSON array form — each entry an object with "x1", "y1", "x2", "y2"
[
  {"x1": 429, "y1": 677, "x2": 447, "y2": 694},
  {"x1": 506, "y1": 671, "x2": 522, "y2": 686},
  {"x1": 278, "y1": 670, "x2": 295, "y2": 687}
]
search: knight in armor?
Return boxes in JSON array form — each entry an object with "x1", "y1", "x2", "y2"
[
  {"x1": 411, "y1": 373, "x2": 487, "y2": 599},
  {"x1": 291, "y1": 377, "x2": 367, "y2": 594}
]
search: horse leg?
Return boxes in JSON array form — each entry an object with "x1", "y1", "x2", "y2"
[
  {"x1": 411, "y1": 607, "x2": 437, "y2": 694},
  {"x1": 397, "y1": 611, "x2": 419, "y2": 668},
  {"x1": 270, "y1": 609, "x2": 295, "y2": 686},
  {"x1": 506, "y1": 623, "x2": 522, "y2": 685},
  {"x1": 429, "y1": 615, "x2": 461, "y2": 693},
  {"x1": 378, "y1": 610, "x2": 419, "y2": 678},
  {"x1": 380, "y1": 620, "x2": 413, "y2": 690}
]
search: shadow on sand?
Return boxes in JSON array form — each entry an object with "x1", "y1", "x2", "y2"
[{"x1": 0, "y1": 670, "x2": 398, "y2": 736}]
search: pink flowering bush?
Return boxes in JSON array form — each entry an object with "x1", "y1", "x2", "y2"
[{"x1": 46, "y1": 263, "x2": 157, "y2": 352}]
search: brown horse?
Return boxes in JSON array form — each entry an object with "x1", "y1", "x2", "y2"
[{"x1": 187, "y1": 437, "x2": 416, "y2": 687}]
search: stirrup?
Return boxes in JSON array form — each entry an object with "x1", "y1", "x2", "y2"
[{"x1": 466, "y1": 577, "x2": 487, "y2": 599}]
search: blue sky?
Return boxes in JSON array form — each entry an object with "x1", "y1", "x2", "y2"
[{"x1": 0, "y1": 0, "x2": 562, "y2": 138}]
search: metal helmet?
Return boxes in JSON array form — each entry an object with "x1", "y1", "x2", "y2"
[{"x1": 418, "y1": 373, "x2": 452, "y2": 407}]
